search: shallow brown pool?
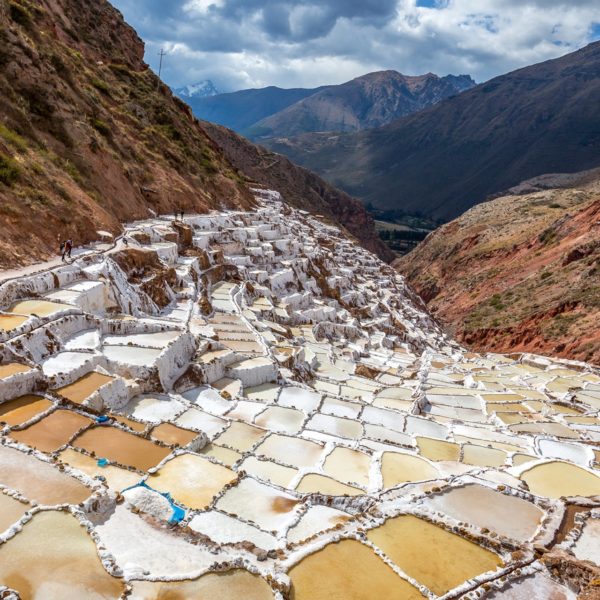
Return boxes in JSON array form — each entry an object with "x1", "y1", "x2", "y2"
[
  {"x1": 72, "y1": 426, "x2": 172, "y2": 471},
  {"x1": 0, "y1": 395, "x2": 53, "y2": 426}
]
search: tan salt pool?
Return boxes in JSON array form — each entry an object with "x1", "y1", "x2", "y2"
[
  {"x1": 0, "y1": 314, "x2": 28, "y2": 332},
  {"x1": 200, "y1": 443, "x2": 242, "y2": 466},
  {"x1": 56, "y1": 372, "x2": 115, "y2": 404},
  {"x1": 58, "y1": 448, "x2": 141, "y2": 492},
  {"x1": 0, "y1": 395, "x2": 53, "y2": 426},
  {"x1": 150, "y1": 422, "x2": 198, "y2": 447},
  {"x1": 288, "y1": 539, "x2": 423, "y2": 600},
  {"x1": 0, "y1": 492, "x2": 29, "y2": 533},
  {"x1": 417, "y1": 437, "x2": 461, "y2": 462},
  {"x1": 130, "y1": 569, "x2": 274, "y2": 600},
  {"x1": 0, "y1": 510, "x2": 124, "y2": 599},
  {"x1": 10, "y1": 409, "x2": 92, "y2": 453},
  {"x1": 381, "y1": 452, "x2": 439, "y2": 488},
  {"x1": 214, "y1": 421, "x2": 267, "y2": 452},
  {"x1": 0, "y1": 444, "x2": 92, "y2": 505},
  {"x1": 149, "y1": 453, "x2": 236, "y2": 509},
  {"x1": 367, "y1": 515, "x2": 502, "y2": 595},
  {"x1": 254, "y1": 434, "x2": 323, "y2": 469},
  {"x1": 0, "y1": 362, "x2": 32, "y2": 379},
  {"x1": 462, "y1": 444, "x2": 507, "y2": 468},
  {"x1": 323, "y1": 447, "x2": 371, "y2": 487},
  {"x1": 240, "y1": 456, "x2": 298, "y2": 487},
  {"x1": 520, "y1": 461, "x2": 600, "y2": 499},
  {"x1": 428, "y1": 484, "x2": 544, "y2": 542},
  {"x1": 8, "y1": 299, "x2": 73, "y2": 317},
  {"x1": 72, "y1": 426, "x2": 172, "y2": 471},
  {"x1": 296, "y1": 473, "x2": 363, "y2": 496}
]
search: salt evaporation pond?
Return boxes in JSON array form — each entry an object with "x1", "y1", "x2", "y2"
[{"x1": 2, "y1": 195, "x2": 600, "y2": 598}]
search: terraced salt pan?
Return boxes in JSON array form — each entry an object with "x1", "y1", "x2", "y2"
[
  {"x1": 0, "y1": 395, "x2": 53, "y2": 426},
  {"x1": 102, "y1": 330, "x2": 180, "y2": 348},
  {"x1": 183, "y1": 386, "x2": 233, "y2": 415},
  {"x1": 0, "y1": 511, "x2": 125, "y2": 599},
  {"x1": 255, "y1": 405, "x2": 305, "y2": 434},
  {"x1": 149, "y1": 453, "x2": 236, "y2": 509},
  {"x1": 130, "y1": 570, "x2": 274, "y2": 600},
  {"x1": 10, "y1": 409, "x2": 92, "y2": 453},
  {"x1": 95, "y1": 504, "x2": 214, "y2": 579},
  {"x1": 0, "y1": 313, "x2": 28, "y2": 332},
  {"x1": 150, "y1": 422, "x2": 198, "y2": 447},
  {"x1": 520, "y1": 461, "x2": 600, "y2": 499},
  {"x1": 417, "y1": 437, "x2": 461, "y2": 462},
  {"x1": 487, "y1": 572, "x2": 576, "y2": 599},
  {"x1": 42, "y1": 351, "x2": 96, "y2": 377},
  {"x1": 0, "y1": 444, "x2": 92, "y2": 505},
  {"x1": 0, "y1": 362, "x2": 32, "y2": 379},
  {"x1": 56, "y1": 371, "x2": 114, "y2": 404},
  {"x1": 381, "y1": 452, "x2": 439, "y2": 488},
  {"x1": 103, "y1": 344, "x2": 162, "y2": 367},
  {"x1": 428, "y1": 484, "x2": 543, "y2": 542},
  {"x1": 0, "y1": 492, "x2": 29, "y2": 533},
  {"x1": 240, "y1": 455, "x2": 298, "y2": 487},
  {"x1": 307, "y1": 414, "x2": 363, "y2": 440},
  {"x1": 189, "y1": 511, "x2": 278, "y2": 550},
  {"x1": 288, "y1": 539, "x2": 423, "y2": 600},
  {"x1": 58, "y1": 448, "x2": 140, "y2": 492},
  {"x1": 8, "y1": 299, "x2": 73, "y2": 317},
  {"x1": 367, "y1": 515, "x2": 502, "y2": 596},
  {"x1": 278, "y1": 386, "x2": 321, "y2": 411},
  {"x1": 176, "y1": 407, "x2": 227, "y2": 438},
  {"x1": 118, "y1": 394, "x2": 185, "y2": 423},
  {"x1": 323, "y1": 446, "x2": 371, "y2": 487},
  {"x1": 572, "y1": 518, "x2": 600, "y2": 565},
  {"x1": 215, "y1": 420, "x2": 266, "y2": 452},
  {"x1": 296, "y1": 473, "x2": 363, "y2": 496},
  {"x1": 254, "y1": 434, "x2": 323, "y2": 468},
  {"x1": 64, "y1": 329, "x2": 100, "y2": 350},
  {"x1": 287, "y1": 505, "x2": 351, "y2": 543},
  {"x1": 72, "y1": 426, "x2": 172, "y2": 472},
  {"x1": 216, "y1": 477, "x2": 300, "y2": 531}
]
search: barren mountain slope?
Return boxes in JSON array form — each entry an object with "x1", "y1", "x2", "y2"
[
  {"x1": 396, "y1": 169, "x2": 600, "y2": 364},
  {"x1": 201, "y1": 120, "x2": 395, "y2": 262},
  {"x1": 0, "y1": 0, "x2": 256, "y2": 268},
  {"x1": 266, "y1": 41, "x2": 600, "y2": 220},
  {"x1": 248, "y1": 71, "x2": 474, "y2": 139}
]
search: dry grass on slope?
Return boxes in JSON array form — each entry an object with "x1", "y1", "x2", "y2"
[{"x1": 396, "y1": 171, "x2": 600, "y2": 364}]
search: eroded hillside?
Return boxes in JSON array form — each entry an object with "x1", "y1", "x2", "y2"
[
  {"x1": 396, "y1": 169, "x2": 600, "y2": 364},
  {"x1": 0, "y1": 0, "x2": 255, "y2": 268}
]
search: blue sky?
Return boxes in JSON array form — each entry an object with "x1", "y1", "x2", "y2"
[{"x1": 111, "y1": 0, "x2": 600, "y2": 91}]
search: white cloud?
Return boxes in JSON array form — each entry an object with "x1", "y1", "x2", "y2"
[{"x1": 112, "y1": 0, "x2": 600, "y2": 91}]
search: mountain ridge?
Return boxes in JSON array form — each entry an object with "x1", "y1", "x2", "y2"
[{"x1": 264, "y1": 41, "x2": 600, "y2": 220}]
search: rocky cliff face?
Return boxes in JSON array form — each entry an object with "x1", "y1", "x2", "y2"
[
  {"x1": 201, "y1": 121, "x2": 395, "y2": 262},
  {"x1": 396, "y1": 169, "x2": 600, "y2": 364},
  {"x1": 0, "y1": 0, "x2": 255, "y2": 268}
]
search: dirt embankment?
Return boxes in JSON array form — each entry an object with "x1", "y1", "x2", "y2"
[{"x1": 395, "y1": 171, "x2": 600, "y2": 364}]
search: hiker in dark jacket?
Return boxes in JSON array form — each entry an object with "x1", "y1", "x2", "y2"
[
  {"x1": 65, "y1": 239, "x2": 73, "y2": 260},
  {"x1": 60, "y1": 240, "x2": 66, "y2": 261}
]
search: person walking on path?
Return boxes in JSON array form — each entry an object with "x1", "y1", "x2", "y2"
[
  {"x1": 59, "y1": 239, "x2": 66, "y2": 262},
  {"x1": 65, "y1": 238, "x2": 73, "y2": 261},
  {"x1": 181, "y1": 209, "x2": 184, "y2": 221}
]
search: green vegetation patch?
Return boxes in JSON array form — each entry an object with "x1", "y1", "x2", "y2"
[
  {"x1": 0, "y1": 123, "x2": 27, "y2": 152},
  {"x1": 0, "y1": 153, "x2": 21, "y2": 186}
]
